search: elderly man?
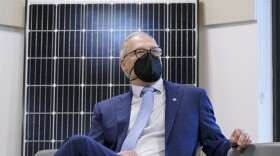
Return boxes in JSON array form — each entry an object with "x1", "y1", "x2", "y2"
[{"x1": 55, "y1": 32, "x2": 251, "y2": 156}]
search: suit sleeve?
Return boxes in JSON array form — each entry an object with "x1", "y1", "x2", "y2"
[
  {"x1": 88, "y1": 103, "x2": 105, "y2": 145},
  {"x1": 199, "y1": 89, "x2": 231, "y2": 156}
]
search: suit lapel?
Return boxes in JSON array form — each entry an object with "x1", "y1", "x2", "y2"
[
  {"x1": 116, "y1": 91, "x2": 132, "y2": 151},
  {"x1": 164, "y1": 80, "x2": 182, "y2": 142}
]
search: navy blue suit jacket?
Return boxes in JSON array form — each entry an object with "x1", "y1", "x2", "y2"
[{"x1": 88, "y1": 80, "x2": 231, "y2": 156}]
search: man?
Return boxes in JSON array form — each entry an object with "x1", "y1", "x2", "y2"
[{"x1": 55, "y1": 32, "x2": 251, "y2": 156}]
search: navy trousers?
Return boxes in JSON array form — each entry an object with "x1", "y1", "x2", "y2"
[{"x1": 54, "y1": 135, "x2": 118, "y2": 156}]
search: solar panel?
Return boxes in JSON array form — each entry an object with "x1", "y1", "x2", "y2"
[{"x1": 24, "y1": 0, "x2": 198, "y2": 155}]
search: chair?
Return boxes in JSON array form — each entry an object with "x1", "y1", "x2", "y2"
[
  {"x1": 227, "y1": 142, "x2": 280, "y2": 156},
  {"x1": 34, "y1": 143, "x2": 280, "y2": 156},
  {"x1": 34, "y1": 149, "x2": 58, "y2": 156}
]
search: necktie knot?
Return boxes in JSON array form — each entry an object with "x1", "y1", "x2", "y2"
[{"x1": 141, "y1": 87, "x2": 155, "y2": 96}]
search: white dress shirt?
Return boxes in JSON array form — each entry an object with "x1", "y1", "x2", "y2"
[{"x1": 128, "y1": 78, "x2": 166, "y2": 156}]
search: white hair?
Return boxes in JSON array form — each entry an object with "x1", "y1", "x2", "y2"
[{"x1": 120, "y1": 32, "x2": 156, "y2": 58}]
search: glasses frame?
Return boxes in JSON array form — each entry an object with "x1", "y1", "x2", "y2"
[{"x1": 123, "y1": 47, "x2": 162, "y2": 59}]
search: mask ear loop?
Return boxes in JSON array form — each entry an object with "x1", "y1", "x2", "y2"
[{"x1": 129, "y1": 66, "x2": 138, "y2": 81}]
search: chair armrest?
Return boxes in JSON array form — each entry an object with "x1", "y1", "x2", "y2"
[
  {"x1": 227, "y1": 144, "x2": 256, "y2": 156},
  {"x1": 227, "y1": 143, "x2": 280, "y2": 156},
  {"x1": 34, "y1": 149, "x2": 58, "y2": 156}
]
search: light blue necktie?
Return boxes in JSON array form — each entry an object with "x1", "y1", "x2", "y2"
[{"x1": 121, "y1": 87, "x2": 155, "y2": 151}]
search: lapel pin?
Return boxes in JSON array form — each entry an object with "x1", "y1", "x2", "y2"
[{"x1": 172, "y1": 98, "x2": 177, "y2": 102}]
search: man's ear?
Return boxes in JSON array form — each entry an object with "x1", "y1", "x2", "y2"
[
  {"x1": 120, "y1": 59, "x2": 130, "y2": 78},
  {"x1": 120, "y1": 59, "x2": 126, "y2": 72}
]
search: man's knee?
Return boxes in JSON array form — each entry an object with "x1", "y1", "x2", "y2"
[
  {"x1": 57, "y1": 135, "x2": 116, "y2": 156},
  {"x1": 66, "y1": 135, "x2": 93, "y2": 145}
]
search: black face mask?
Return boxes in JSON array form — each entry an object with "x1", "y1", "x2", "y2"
[{"x1": 131, "y1": 53, "x2": 162, "y2": 82}]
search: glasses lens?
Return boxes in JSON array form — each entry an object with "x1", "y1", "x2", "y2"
[
  {"x1": 134, "y1": 48, "x2": 162, "y2": 58},
  {"x1": 151, "y1": 48, "x2": 162, "y2": 56},
  {"x1": 136, "y1": 49, "x2": 147, "y2": 58}
]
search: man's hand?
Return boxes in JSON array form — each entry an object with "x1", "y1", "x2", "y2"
[
  {"x1": 117, "y1": 151, "x2": 138, "y2": 156},
  {"x1": 230, "y1": 128, "x2": 252, "y2": 151}
]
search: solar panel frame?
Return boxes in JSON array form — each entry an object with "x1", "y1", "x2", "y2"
[{"x1": 24, "y1": 0, "x2": 198, "y2": 155}]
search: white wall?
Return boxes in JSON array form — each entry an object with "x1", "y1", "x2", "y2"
[
  {"x1": 0, "y1": 25, "x2": 24, "y2": 156},
  {"x1": 0, "y1": 0, "x2": 25, "y2": 27},
  {"x1": 198, "y1": 0, "x2": 273, "y2": 143},
  {"x1": 199, "y1": 22, "x2": 259, "y2": 142},
  {"x1": 200, "y1": 0, "x2": 255, "y2": 25}
]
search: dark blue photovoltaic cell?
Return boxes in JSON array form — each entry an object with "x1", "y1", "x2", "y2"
[
  {"x1": 169, "y1": 30, "x2": 195, "y2": 57},
  {"x1": 111, "y1": 86, "x2": 131, "y2": 97},
  {"x1": 111, "y1": 58, "x2": 130, "y2": 84},
  {"x1": 26, "y1": 86, "x2": 53, "y2": 113},
  {"x1": 29, "y1": 4, "x2": 56, "y2": 30},
  {"x1": 140, "y1": 4, "x2": 167, "y2": 29},
  {"x1": 161, "y1": 57, "x2": 168, "y2": 80},
  {"x1": 144, "y1": 31, "x2": 167, "y2": 56},
  {"x1": 85, "y1": 4, "x2": 111, "y2": 30},
  {"x1": 111, "y1": 31, "x2": 135, "y2": 57},
  {"x1": 57, "y1": 31, "x2": 83, "y2": 57},
  {"x1": 82, "y1": 114, "x2": 93, "y2": 135},
  {"x1": 54, "y1": 114, "x2": 81, "y2": 140},
  {"x1": 55, "y1": 86, "x2": 81, "y2": 112},
  {"x1": 25, "y1": 142, "x2": 52, "y2": 156},
  {"x1": 25, "y1": 114, "x2": 53, "y2": 140},
  {"x1": 54, "y1": 142, "x2": 64, "y2": 150},
  {"x1": 112, "y1": 4, "x2": 139, "y2": 30},
  {"x1": 85, "y1": 31, "x2": 111, "y2": 57},
  {"x1": 83, "y1": 86, "x2": 110, "y2": 112},
  {"x1": 169, "y1": 3, "x2": 195, "y2": 29},
  {"x1": 84, "y1": 58, "x2": 110, "y2": 84},
  {"x1": 57, "y1": 4, "x2": 84, "y2": 30},
  {"x1": 27, "y1": 59, "x2": 54, "y2": 85},
  {"x1": 168, "y1": 58, "x2": 195, "y2": 84},
  {"x1": 56, "y1": 59, "x2": 82, "y2": 84},
  {"x1": 28, "y1": 32, "x2": 55, "y2": 57}
]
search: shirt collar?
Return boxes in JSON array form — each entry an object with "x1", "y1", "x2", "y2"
[{"x1": 131, "y1": 78, "x2": 164, "y2": 98}]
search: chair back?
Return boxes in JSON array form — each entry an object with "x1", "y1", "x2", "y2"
[{"x1": 227, "y1": 143, "x2": 280, "y2": 156}]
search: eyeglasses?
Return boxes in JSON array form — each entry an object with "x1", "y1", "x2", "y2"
[{"x1": 123, "y1": 47, "x2": 162, "y2": 59}]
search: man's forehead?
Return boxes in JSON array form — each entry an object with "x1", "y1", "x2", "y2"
[{"x1": 127, "y1": 34, "x2": 157, "y2": 44}]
